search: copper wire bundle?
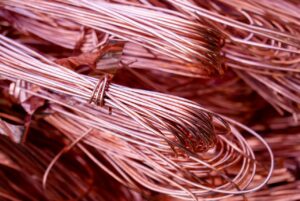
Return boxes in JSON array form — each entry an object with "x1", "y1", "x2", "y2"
[
  {"x1": 43, "y1": 108, "x2": 273, "y2": 200},
  {"x1": 1, "y1": 0, "x2": 300, "y2": 201},
  {"x1": 164, "y1": 0, "x2": 300, "y2": 48},
  {"x1": 5, "y1": 80, "x2": 274, "y2": 200},
  {"x1": 108, "y1": 0, "x2": 300, "y2": 116},
  {"x1": 0, "y1": 0, "x2": 225, "y2": 77},
  {"x1": 112, "y1": 69, "x2": 266, "y2": 122},
  {"x1": 0, "y1": 10, "x2": 217, "y2": 77},
  {"x1": 0, "y1": 34, "x2": 224, "y2": 154},
  {"x1": 0, "y1": 17, "x2": 264, "y2": 122},
  {"x1": 0, "y1": 33, "x2": 275, "y2": 200},
  {"x1": 162, "y1": 0, "x2": 300, "y2": 115},
  {"x1": 3, "y1": 0, "x2": 299, "y2": 116}
]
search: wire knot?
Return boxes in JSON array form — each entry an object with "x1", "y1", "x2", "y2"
[{"x1": 89, "y1": 74, "x2": 110, "y2": 107}]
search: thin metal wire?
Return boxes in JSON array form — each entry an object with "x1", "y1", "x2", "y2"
[
  {"x1": 88, "y1": 75, "x2": 110, "y2": 107},
  {"x1": 0, "y1": 0, "x2": 224, "y2": 77},
  {"x1": 0, "y1": 123, "x2": 140, "y2": 201},
  {"x1": 0, "y1": 34, "x2": 223, "y2": 155},
  {"x1": 0, "y1": 34, "x2": 274, "y2": 200}
]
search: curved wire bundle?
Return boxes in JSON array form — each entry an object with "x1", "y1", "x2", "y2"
[
  {"x1": 0, "y1": 7, "x2": 220, "y2": 78},
  {"x1": 43, "y1": 108, "x2": 273, "y2": 201},
  {"x1": 4, "y1": 0, "x2": 299, "y2": 116},
  {"x1": 0, "y1": 34, "x2": 228, "y2": 154},
  {"x1": 164, "y1": 0, "x2": 300, "y2": 48},
  {"x1": 0, "y1": 0, "x2": 225, "y2": 77},
  {"x1": 114, "y1": 69, "x2": 266, "y2": 122},
  {"x1": 122, "y1": 0, "x2": 300, "y2": 116},
  {"x1": 214, "y1": 0, "x2": 300, "y2": 115},
  {"x1": 146, "y1": 0, "x2": 300, "y2": 116},
  {"x1": 0, "y1": 33, "x2": 274, "y2": 200},
  {"x1": 2, "y1": 0, "x2": 299, "y2": 116},
  {"x1": 120, "y1": 42, "x2": 220, "y2": 78},
  {"x1": 5, "y1": 1, "x2": 300, "y2": 200}
]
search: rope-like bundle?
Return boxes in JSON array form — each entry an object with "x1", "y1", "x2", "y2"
[
  {"x1": 162, "y1": 0, "x2": 300, "y2": 115},
  {"x1": 3, "y1": 0, "x2": 300, "y2": 200},
  {"x1": 0, "y1": 0, "x2": 224, "y2": 77},
  {"x1": 44, "y1": 109, "x2": 272, "y2": 200},
  {"x1": 0, "y1": 34, "x2": 225, "y2": 154},
  {"x1": 0, "y1": 34, "x2": 274, "y2": 200},
  {"x1": 2, "y1": 0, "x2": 299, "y2": 115}
]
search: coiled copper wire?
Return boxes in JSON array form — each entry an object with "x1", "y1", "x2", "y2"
[
  {"x1": 0, "y1": 34, "x2": 274, "y2": 200},
  {"x1": 3, "y1": 0, "x2": 299, "y2": 117},
  {"x1": 4, "y1": 0, "x2": 300, "y2": 200},
  {"x1": 162, "y1": 0, "x2": 300, "y2": 116},
  {"x1": 0, "y1": 0, "x2": 225, "y2": 77},
  {"x1": 0, "y1": 34, "x2": 225, "y2": 155}
]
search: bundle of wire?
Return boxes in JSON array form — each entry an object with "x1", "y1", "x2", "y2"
[
  {"x1": 0, "y1": 33, "x2": 274, "y2": 200},
  {"x1": 0, "y1": 0, "x2": 299, "y2": 201}
]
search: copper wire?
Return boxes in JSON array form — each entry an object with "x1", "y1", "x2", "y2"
[
  {"x1": 156, "y1": 0, "x2": 300, "y2": 116},
  {"x1": 0, "y1": 0, "x2": 225, "y2": 77},
  {"x1": 0, "y1": 0, "x2": 224, "y2": 77},
  {"x1": 114, "y1": 69, "x2": 266, "y2": 122},
  {"x1": 4, "y1": 1, "x2": 300, "y2": 200},
  {"x1": 0, "y1": 34, "x2": 274, "y2": 200},
  {"x1": 3, "y1": 0, "x2": 299, "y2": 116},
  {"x1": 165, "y1": 0, "x2": 300, "y2": 49},
  {"x1": 0, "y1": 9, "x2": 109, "y2": 53},
  {"x1": 88, "y1": 75, "x2": 110, "y2": 107},
  {"x1": 0, "y1": 121, "x2": 140, "y2": 201},
  {"x1": 227, "y1": 128, "x2": 300, "y2": 201},
  {"x1": 0, "y1": 34, "x2": 223, "y2": 154},
  {"x1": 41, "y1": 102, "x2": 274, "y2": 200}
]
